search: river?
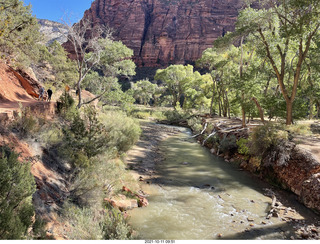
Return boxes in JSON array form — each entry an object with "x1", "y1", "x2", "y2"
[{"x1": 128, "y1": 125, "x2": 317, "y2": 240}]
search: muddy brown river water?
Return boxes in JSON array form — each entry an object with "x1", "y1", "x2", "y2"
[{"x1": 129, "y1": 126, "x2": 318, "y2": 240}]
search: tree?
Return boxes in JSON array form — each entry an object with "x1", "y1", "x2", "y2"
[
  {"x1": 131, "y1": 79, "x2": 158, "y2": 105},
  {"x1": 39, "y1": 41, "x2": 77, "y2": 87},
  {"x1": 154, "y1": 64, "x2": 206, "y2": 109},
  {"x1": 0, "y1": 0, "x2": 41, "y2": 66},
  {"x1": 64, "y1": 18, "x2": 135, "y2": 108},
  {"x1": 0, "y1": 146, "x2": 36, "y2": 239},
  {"x1": 236, "y1": 0, "x2": 320, "y2": 125}
]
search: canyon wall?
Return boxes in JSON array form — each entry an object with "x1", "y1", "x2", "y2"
[{"x1": 65, "y1": 0, "x2": 249, "y2": 67}]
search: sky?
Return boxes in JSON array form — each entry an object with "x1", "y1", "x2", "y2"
[{"x1": 25, "y1": 0, "x2": 94, "y2": 24}]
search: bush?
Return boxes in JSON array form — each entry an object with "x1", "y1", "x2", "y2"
[
  {"x1": 57, "y1": 91, "x2": 76, "y2": 120},
  {"x1": 131, "y1": 111, "x2": 150, "y2": 119},
  {"x1": 100, "y1": 111, "x2": 141, "y2": 154},
  {"x1": 236, "y1": 138, "x2": 249, "y2": 156},
  {"x1": 12, "y1": 105, "x2": 38, "y2": 137},
  {"x1": 0, "y1": 146, "x2": 36, "y2": 239},
  {"x1": 219, "y1": 135, "x2": 237, "y2": 154},
  {"x1": 60, "y1": 203, "x2": 103, "y2": 240},
  {"x1": 62, "y1": 106, "x2": 109, "y2": 168},
  {"x1": 187, "y1": 116, "x2": 203, "y2": 134},
  {"x1": 102, "y1": 208, "x2": 132, "y2": 240},
  {"x1": 249, "y1": 123, "x2": 292, "y2": 166},
  {"x1": 60, "y1": 203, "x2": 132, "y2": 240}
]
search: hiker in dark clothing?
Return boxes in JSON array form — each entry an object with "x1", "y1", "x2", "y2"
[
  {"x1": 47, "y1": 88, "x2": 53, "y2": 102},
  {"x1": 39, "y1": 87, "x2": 45, "y2": 101}
]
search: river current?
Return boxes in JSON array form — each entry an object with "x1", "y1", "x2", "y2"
[{"x1": 129, "y1": 127, "x2": 307, "y2": 240}]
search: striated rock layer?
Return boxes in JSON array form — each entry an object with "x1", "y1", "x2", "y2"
[{"x1": 65, "y1": 0, "x2": 248, "y2": 67}]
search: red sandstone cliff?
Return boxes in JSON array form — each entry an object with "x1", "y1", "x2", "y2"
[{"x1": 64, "y1": 0, "x2": 249, "y2": 67}]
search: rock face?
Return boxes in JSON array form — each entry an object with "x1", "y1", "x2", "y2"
[
  {"x1": 38, "y1": 19, "x2": 68, "y2": 45},
  {"x1": 66, "y1": 0, "x2": 248, "y2": 67}
]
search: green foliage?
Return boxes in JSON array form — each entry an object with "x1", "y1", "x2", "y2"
[
  {"x1": 61, "y1": 203, "x2": 132, "y2": 240},
  {"x1": 60, "y1": 203, "x2": 104, "y2": 240},
  {"x1": 155, "y1": 64, "x2": 210, "y2": 110},
  {"x1": 102, "y1": 208, "x2": 132, "y2": 240},
  {"x1": 11, "y1": 104, "x2": 48, "y2": 137},
  {"x1": 99, "y1": 111, "x2": 141, "y2": 154},
  {"x1": 0, "y1": 146, "x2": 36, "y2": 239},
  {"x1": 249, "y1": 123, "x2": 292, "y2": 166},
  {"x1": 57, "y1": 91, "x2": 76, "y2": 120},
  {"x1": 187, "y1": 117, "x2": 203, "y2": 134},
  {"x1": 131, "y1": 79, "x2": 158, "y2": 105},
  {"x1": 39, "y1": 41, "x2": 77, "y2": 87},
  {"x1": 131, "y1": 111, "x2": 150, "y2": 119},
  {"x1": 0, "y1": 0, "x2": 42, "y2": 66},
  {"x1": 219, "y1": 135, "x2": 237, "y2": 154},
  {"x1": 12, "y1": 106, "x2": 37, "y2": 137},
  {"x1": 62, "y1": 106, "x2": 109, "y2": 168},
  {"x1": 236, "y1": 138, "x2": 249, "y2": 156},
  {"x1": 287, "y1": 123, "x2": 311, "y2": 136}
]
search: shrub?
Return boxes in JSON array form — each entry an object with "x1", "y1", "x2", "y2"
[
  {"x1": 249, "y1": 123, "x2": 292, "y2": 166},
  {"x1": 100, "y1": 111, "x2": 141, "y2": 154},
  {"x1": 60, "y1": 203, "x2": 103, "y2": 240},
  {"x1": 287, "y1": 123, "x2": 311, "y2": 135},
  {"x1": 236, "y1": 138, "x2": 249, "y2": 156},
  {"x1": 62, "y1": 106, "x2": 109, "y2": 168},
  {"x1": 219, "y1": 135, "x2": 237, "y2": 154},
  {"x1": 150, "y1": 111, "x2": 167, "y2": 121},
  {"x1": 12, "y1": 105, "x2": 38, "y2": 137},
  {"x1": 56, "y1": 91, "x2": 76, "y2": 120},
  {"x1": 102, "y1": 208, "x2": 132, "y2": 240},
  {"x1": 131, "y1": 111, "x2": 150, "y2": 119},
  {"x1": 0, "y1": 146, "x2": 36, "y2": 239},
  {"x1": 187, "y1": 116, "x2": 203, "y2": 134},
  {"x1": 60, "y1": 203, "x2": 132, "y2": 240}
]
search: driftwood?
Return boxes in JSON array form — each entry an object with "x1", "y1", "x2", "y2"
[
  {"x1": 192, "y1": 122, "x2": 208, "y2": 138},
  {"x1": 266, "y1": 195, "x2": 286, "y2": 219},
  {"x1": 202, "y1": 131, "x2": 216, "y2": 146}
]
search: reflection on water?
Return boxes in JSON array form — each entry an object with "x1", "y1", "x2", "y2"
[{"x1": 129, "y1": 127, "x2": 294, "y2": 240}]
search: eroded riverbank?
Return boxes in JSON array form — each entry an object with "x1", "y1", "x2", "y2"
[{"x1": 125, "y1": 122, "x2": 320, "y2": 240}]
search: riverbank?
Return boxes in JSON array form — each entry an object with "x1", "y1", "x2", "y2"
[
  {"x1": 125, "y1": 120, "x2": 180, "y2": 183},
  {"x1": 126, "y1": 120, "x2": 320, "y2": 240}
]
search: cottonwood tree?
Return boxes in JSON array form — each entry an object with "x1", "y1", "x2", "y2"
[
  {"x1": 131, "y1": 79, "x2": 158, "y2": 105},
  {"x1": 65, "y1": 18, "x2": 106, "y2": 108},
  {"x1": 236, "y1": 0, "x2": 320, "y2": 125},
  {"x1": 155, "y1": 64, "x2": 207, "y2": 109},
  {"x1": 65, "y1": 19, "x2": 135, "y2": 108}
]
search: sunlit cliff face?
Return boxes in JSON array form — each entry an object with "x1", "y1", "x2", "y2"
[{"x1": 64, "y1": 0, "x2": 247, "y2": 67}]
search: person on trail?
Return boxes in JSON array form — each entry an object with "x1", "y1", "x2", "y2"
[
  {"x1": 47, "y1": 88, "x2": 53, "y2": 102},
  {"x1": 39, "y1": 87, "x2": 45, "y2": 101}
]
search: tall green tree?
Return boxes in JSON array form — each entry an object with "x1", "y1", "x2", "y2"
[
  {"x1": 131, "y1": 79, "x2": 158, "y2": 105},
  {"x1": 155, "y1": 64, "x2": 207, "y2": 109},
  {"x1": 0, "y1": 0, "x2": 41, "y2": 66},
  {"x1": 236, "y1": 0, "x2": 320, "y2": 125}
]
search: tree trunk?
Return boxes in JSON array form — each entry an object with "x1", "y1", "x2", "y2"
[
  {"x1": 241, "y1": 105, "x2": 246, "y2": 128},
  {"x1": 309, "y1": 98, "x2": 313, "y2": 120},
  {"x1": 251, "y1": 97, "x2": 265, "y2": 124},
  {"x1": 286, "y1": 101, "x2": 293, "y2": 125},
  {"x1": 210, "y1": 82, "x2": 216, "y2": 116},
  {"x1": 77, "y1": 80, "x2": 82, "y2": 109}
]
